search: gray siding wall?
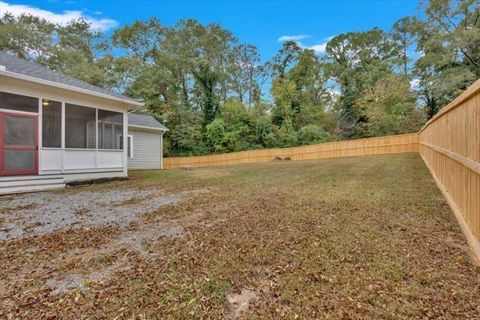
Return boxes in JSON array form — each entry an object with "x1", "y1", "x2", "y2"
[{"x1": 127, "y1": 128, "x2": 163, "y2": 170}]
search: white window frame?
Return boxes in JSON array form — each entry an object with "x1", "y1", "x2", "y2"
[
  {"x1": 117, "y1": 134, "x2": 134, "y2": 158},
  {"x1": 127, "y1": 135, "x2": 134, "y2": 158}
]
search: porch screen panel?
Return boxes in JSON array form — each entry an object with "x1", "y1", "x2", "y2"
[
  {"x1": 98, "y1": 110, "x2": 123, "y2": 149},
  {"x1": 65, "y1": 104, "x2": 96, "y2": 148},
  {"x1": 42, "y1": 99, "x2": 61, "y2": 147},
  {"x1": 0, "y1": 91, "x2": 38, "y2": 113},
  {"x1": 4, "y1": 115, "x2": 35, "y2": 146},
  {"x1": 4, "y1": 150, "x2": 35, "y2": 171},
  {"x1": 3, "y1": 115, "x2": 36, "y2": 172}
]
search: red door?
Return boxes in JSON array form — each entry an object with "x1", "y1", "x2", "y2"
[{"x1": 0, "y1": 112, "x2": 38, "y2": 176}]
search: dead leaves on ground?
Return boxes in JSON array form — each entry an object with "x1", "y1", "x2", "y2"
[{"x1": 1, "y1": 154, "x2": 480, "y2": 319}]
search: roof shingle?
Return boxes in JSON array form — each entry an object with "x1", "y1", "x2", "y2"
[
  {"x1": 128, "y1": 113, "x2": 168, "y2": 130},
  {"x1": 0, "y1": 52, "x2": 140, "y2": 104}
]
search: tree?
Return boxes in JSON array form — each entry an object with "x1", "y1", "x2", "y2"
[
  {"x1": 0, "y1": 14, "x2": 113, "y2": 87},
  {"x1": 268, "y1": 41, "x2": 302, "y2": 78},
  {"x1": 270, "y1": 45, "x2": 332, "y2": 131},
  {"x1": 115, "y1": 19, "x2": 243, "y2": 127},
  {"x1": 325, "y1": 28, "x2": 400, "y2": 138},
  {"x1": 413, "y1": 0, "x2": 480, "y2": 117},
  {"x1": 391, "y1": 17, "x2": 418, "y2": 76},
  {"x1": 228, "y1": 44, "x2": 267, "y2": 106},
  {"x1": 4, "y1": 3, "x2": 475, "y2": 156},
  {"x1": 0, "y1": 13, "x2": 55, "y2": 60},
  {"x1": 112, "y1": 17, "x2": 165, "y2": 63},
  {"x1": 355, "y1": 74, "x2": 425, "y2": 137},
  {"x1": 48, "y1": 19, "x2": 112, "y2": 87}
]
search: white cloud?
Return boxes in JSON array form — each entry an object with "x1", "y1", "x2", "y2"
[
  {"x1": 280, "y1": 34, "x2": 336, "y2": 54},
  {"x1": 307, "y1": 43, "x2": 327, "y2": 54},
  {"x1": 296, "y1": 42, "x2": 327, "y2": 54},
  {"x1": 305, "y1": 35, "x2": 337, "y2": 54},
  {"x1": 0, "y1": 1, "x2": 118, "y2": 30},
  {"x1": 278, "y1": 34, "x2": 310, "y2": 42}
]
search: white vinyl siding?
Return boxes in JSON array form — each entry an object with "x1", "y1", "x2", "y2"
[{"x1": 127, "y1": 128, "x2": 162, "y2": 169}]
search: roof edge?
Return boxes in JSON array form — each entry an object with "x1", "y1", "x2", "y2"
[
  {"x1": 0, "y1": 69, "x2": 144, "y2": 108},
  {"x1": 128, "y1": 124, "x2": 169, "y2": 132}
]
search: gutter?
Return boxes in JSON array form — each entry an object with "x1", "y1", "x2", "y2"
[{"x1": 128, "y1": 124, "x2": 169, "y2": 132}]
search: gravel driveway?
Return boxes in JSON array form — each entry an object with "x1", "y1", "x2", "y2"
[{"x1": 0, "y1": 187, "x2": 181, "y2": 240}]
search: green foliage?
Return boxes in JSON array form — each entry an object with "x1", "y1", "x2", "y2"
[
  {"x1": 391, "y1": 17, "x2": 418, "y2": 76},
  {"x1": 206, "y1": 100, "x2": 268, "y2": 152},
  {"x1": 298, "y1": 125, "x2": 332, "y2": 145},
  {"x1": 412, "y1": 0, "x2": 479, "y2": 118},
  {"x1": 254, "y1": 118, "x2": 276, "y2": 148},
  {"x1": 356, "y1": 74, "x2": 426, "y2": 137},
  {"x1": 206, "y1": 118, "x2": 226, "y2": 153},
  {"x1": 270, "y1": 45, "x2": 333, "y2": 130},
  {"x1": 275, "y1": 123, "x2": 299, "y2": 147},
  {"x1": 164, "y1": 108, "x2": 207, "y2": 156},
  {"x1": 271, "y1": 78, "x2": 300, "y2": 127},
  {"x1": 0, "y1": 14, "x2": 112, "y2": 88},
  {"x1": 1, "y1": 0, "x2": 475, "y2": 156},
  {"x1": 295, "y1": 104, "x2": 337, "y2": 132},
  {"x1": 326, "y1": 28, "x2": 400, "y2": 138}
]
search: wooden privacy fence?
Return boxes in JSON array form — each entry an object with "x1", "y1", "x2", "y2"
[
  {"x1": 164, "y1": 133, "x2": 419, "y2": 169},
  {"x1": 419, "y1": 79, "x2": 480, "y2": 260},
  {"x1": 163, "y1": 79, "x2": 480, "y2": 260}
]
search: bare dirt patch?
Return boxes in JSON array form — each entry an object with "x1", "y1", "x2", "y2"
[{"x1": 227, "y1": 288, "x2": 258, "y2": 319}]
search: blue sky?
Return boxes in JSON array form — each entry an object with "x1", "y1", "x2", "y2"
[{"x1": 1, "y1": 0, "x2": 421, "y2": 62}]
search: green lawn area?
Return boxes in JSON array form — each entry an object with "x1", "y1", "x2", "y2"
[{"x1": 1, "y1": 153, "x2": 479, "y2": 318}]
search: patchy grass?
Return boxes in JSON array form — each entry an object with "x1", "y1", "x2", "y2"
[{"x1": 1, "y1": 153, "x2": 479, "y2": 319}]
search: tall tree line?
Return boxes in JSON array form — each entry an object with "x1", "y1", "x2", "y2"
[{"x1": 1, "y1": 0, "x2": 478, "y2": 156}]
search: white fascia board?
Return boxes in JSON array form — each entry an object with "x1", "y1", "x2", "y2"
[{"x1": 128, "y1": 124, "x2": 169, "y2": 132}]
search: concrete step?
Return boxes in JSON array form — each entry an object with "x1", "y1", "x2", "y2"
[
  {"x1": 0, "y1": 175, "x2": 63, "y2": 182},
  {"x1": 0, "y1": 178, "x2": 65, "y2": 188},
  {"x1": 0, "y1": 183, "x2": 66, "y2": 195},
  {"x1": 0, "y1": 175, "x2": 66, "y2": 195}
]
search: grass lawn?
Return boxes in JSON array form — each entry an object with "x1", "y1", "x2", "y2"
[{"x1": 1, "y1": 153, "x2": 479, "y2": 318}]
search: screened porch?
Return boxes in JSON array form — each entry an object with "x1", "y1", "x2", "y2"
[{"x1": 0, "y1": 90, "x2": 128, "y2": 176}]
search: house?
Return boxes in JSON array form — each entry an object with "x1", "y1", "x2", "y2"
[
  {"x1": 127, "y1": 113, "x2": 168, "y2": 170},
  {"x1": 0, "y1": 52, "x2": 147, "y2": 194}
]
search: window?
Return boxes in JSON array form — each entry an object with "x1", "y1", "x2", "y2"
[
  {"x1": 127, "y1": 135, "x2": 133, "y2": 158},
  {"x1": 118, "y1": 135, "x2": 133, "y2": 158},
  {"x1": 98, "y1": 110, "x2": 123, "y2": 149},
  {"x1": 65, "y1": 103, "x2": 96, "y2": 148},
  {"x1": 42, "y1": 99, "x2": 61, "y2": 147},
  {"x1": 0, "y1": 91, "x2": 38, "y2": 113}
]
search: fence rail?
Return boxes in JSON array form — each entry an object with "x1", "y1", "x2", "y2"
[
  {"x1": 163, "y1": 133, "x2": 419, "y2": 169},
  {"x1": 419, "y1": 79, "x2": 480, "y2": 260}
]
